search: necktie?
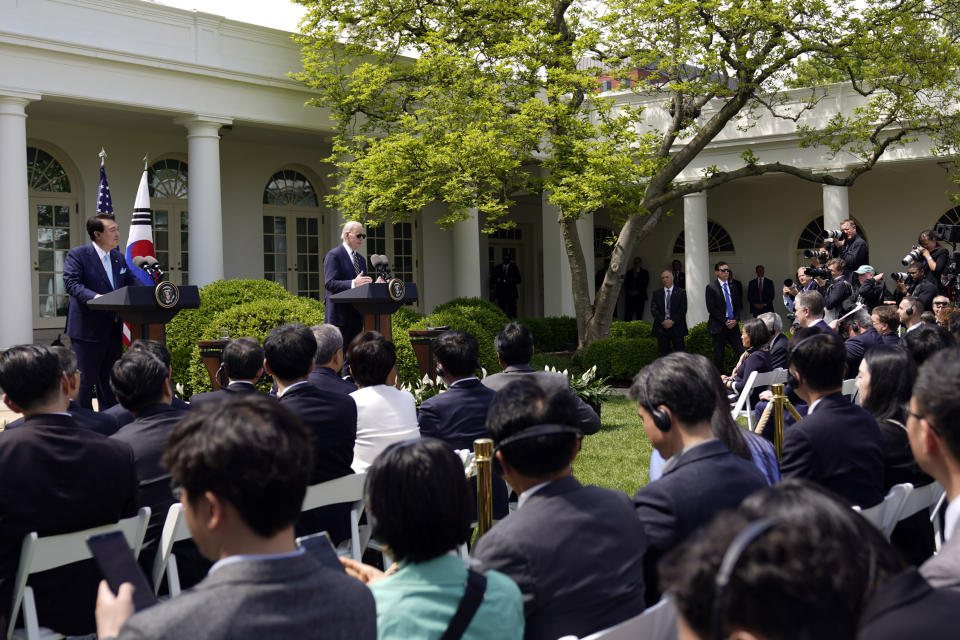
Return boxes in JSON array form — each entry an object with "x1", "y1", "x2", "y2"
[
  {"x1": 352, "y1": 251, "x2": 362, "y2": 276},
  {"x1": 723, "y1": 282, "x2": 733, "y2": 319},
  {"x1": 103, "y1": 252, "x2": 115, "y2": 290},
  {"x1": 758, "y1": 278, "x2": 763, "y2": 296},
  {"x1": 665, "y1": 289, "x2": 671, "y2": 319}
]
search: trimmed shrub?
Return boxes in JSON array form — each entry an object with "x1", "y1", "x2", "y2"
[
  {"x1": 520, "y1": 316, "x2": 578, "y2": 352},
  {"x1": 609, "y1": 320, "x2": 654, "y2": 340},
  {"x1": 684, "y1": 322, "x2": 740, "y2": 373},
  {"x1": 581, "y1": 337, "x2": 659, "y2": 382},
  {"x1": 393, "y1": 306, "x2": 424, "y2": 331},
  {"x1": 182, "y1": 296, "x2": 325, "y2": 397}
]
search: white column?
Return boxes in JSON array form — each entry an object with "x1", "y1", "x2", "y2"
[
  {"x1": 822, "y1": 185, "x2": 849, "y2": 231},
  {"x1": 684, "y1": 192, "x2": 710, "y2": 326},
  {"x1": 0, "y1": 91, "x2": 40, "y2": 347},
  {"x1": 541, "y1": 196, "x2": 594, "y2": 317},
  {"x1": 176, "y1": 115, "x2": 231, "y2": 286},
  {"x1": 452, "y1": 208, "x2": 481, "y2": 298}
]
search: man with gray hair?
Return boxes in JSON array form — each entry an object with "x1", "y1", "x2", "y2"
[
  {"x1": 758, "y1": 312, "x2": 788, "y2": 369},
  {"x1": 308, "y1": 324, "x2": 357, "y2": 394},
  {"x1": 323, "y1": 220, "x2": 372, "y2": 348},
  {"x1": 841, "y1": 308, "x2": 882, "y2": 376},
  {"x1": 795, "y1": 290, "x2": 836, "y2": 334}
]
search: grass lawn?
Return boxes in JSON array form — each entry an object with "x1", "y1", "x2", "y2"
[{"x1": 572, "y1": 394, "x2": 652, "y2": 497}]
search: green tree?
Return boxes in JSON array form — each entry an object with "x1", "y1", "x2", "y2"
[{"x1": 293, "y1": 0, "x2": 960, "y2": 349}]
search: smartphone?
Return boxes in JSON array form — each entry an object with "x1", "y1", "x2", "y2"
[
  {"x1": 87, "y1": 531, "x2": 157, "y2": 611},
  {"x1": 296, "y1": 531, "x2": 345, "y2": 572}
]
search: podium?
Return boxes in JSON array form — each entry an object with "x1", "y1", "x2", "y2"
[
  {"x1": 329, "y1": 282, "x2": 418, "y2": 341},
  {"x1": 87, "y1": 285, "x2": 200, "y2": 344}
]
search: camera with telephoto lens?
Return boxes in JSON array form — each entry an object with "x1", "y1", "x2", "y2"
[
  {"x1": 901, "y1": 245, "x2": 924, "y2": 266},
  {"x1": 891, "y1": 272, "x2": 911, "y2": 282},
  {"x1": 803, "y1": 249, "x2": 829, "y2": 261},
  {"x1": 783, "y1": 278, "x2": 794, "y2": 288},
  {"x1": 824, "y1": 229, "x2": 844, "y2": 241},
  {"x1": 804, "y1": 267, "x2": 830, "y2": 279}
]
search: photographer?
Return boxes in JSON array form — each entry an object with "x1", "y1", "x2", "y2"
[
  {"x1": 783, "y1": 267, "x2": 821, "y2": 313},
  {"x1": 823, "y1": 258, "x2": 854, "y2": 322},
  {"x1": 853, "y1": 265, "x2": 886, "y2": 311},
  {"x1": 918, "y1": 229, "x2": 949, "y2": 292},
  {"x1": 894, "y1": 263, "x2": 937, "y2": 313},
  {"x1": 831, "y1": 219, "x2": 869, "y2": 277}
]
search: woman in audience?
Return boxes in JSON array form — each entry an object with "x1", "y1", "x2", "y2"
[
  {"x1": 341, "y1": 439, "x2": 524, "y2": 639},
  {"x1": 348, "y1": 332, "x2": 420, "y2": 472},
  {"x1": 722, "y1": 318, "x2": 772, "y2": 404},
  {"x1": 856, "y1": 345, "x2": 935, "y2": 565}
]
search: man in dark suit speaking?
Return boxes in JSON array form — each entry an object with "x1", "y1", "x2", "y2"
[
  {"x1": 705, "y1": 261, "x2": 744, "y2": 370},
  {"x1": 323, "y1": 221, "x2": 372, "y2": 349},
  {"x1": 650, "y1": 270, "x2": 687, "y2": 356},
  {"x1": 63, "y1": 214, "x2": 139, "y2": 409}
]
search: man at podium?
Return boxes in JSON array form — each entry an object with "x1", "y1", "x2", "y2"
[
  {"x1": 62, "y1": 214, "x2": 139, "y2": 409},
  {"x1": 323, "y1": 221, "x2": 372, "y2": 348}
]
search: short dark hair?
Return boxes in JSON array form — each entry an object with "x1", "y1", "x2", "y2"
[
  {"x1": 222, "y1": 337, "x2": 264, "y2": 380},
  {"x1": 85, "y1": 213, "x2": 115, "y2": 241},
  {"x1": 902, "y1": 295, "x2": 923, "y2": 315},
  {"x1": 162, "y1": 395, "x2": 312, "y2": 538},
  {"x1": 661, "y1": 480, "x2": 903, "y2": 640},
  {"x1": 629, "y1": 352, "x2": 717, "y2": 426},
  {"x1": 51, "y1": 345, "x2": 78, "y2": 377},
  {"x1": 914, "y1": 347, "x2": 960, "y2": 461},
  {"x1": 861, "y1": 346, "x2": 916, "y2": 423},
  {"x1": 494, "y1": 322, "x2": 534, "y2": 366},
  {"x1": 714, "y1": 261, "x2": 728, "y2": 271},
  {"x1": 485, "y1": 376, "x2": 579, "y2": 477},
  {"x1": 346, "y1": 332, "x2": 396, "y2": 387},
  {"x1": 365, "y1": 439, "x2": 472, "y2": 563},
  {"x1": 312, "y1": 324, "x2": 343, "y2": 365},
  {"x1": 264, "y1": 323, "x2": 316, "y2": 381},
  {"x1": 788, "y1": 329, "x2": 845, "y2": 392},
  {"x1": 0, "y1": 344, "x2": 62, "y2": 410},
  {"x1": 110, "y1": 351, "x2": 169, "y2": 412},
  {"x1": 795, "y1": 290, "x2": 825, "y2": 318},
  {"x1": 129, "y1": 338, "x2": 172, "y2": 368},
  {"x1": 434, "y1": 330, "x2": 479, "y2": 378},
  {"x1": 919, "y1": 229, "x2": 938, "y2": 244},
  {"x1": 873, "y1": 305, "x2": 898, "y2": 332},
  {"x1": 947, "y1": 309, "x2": 960, "y2": 345},
  {"x1": 903, "y1": 324, "x2": 954, "y2": 367},
  {"x1": 742, "y1": 318, "x2": 770, "y2": 349}
]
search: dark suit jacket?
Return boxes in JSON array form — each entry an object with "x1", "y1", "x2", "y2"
[
  {"x1": 705, "y1": 279, "x2": 742, "y2": 334},
  {"x1": 418, "y1": 378, "x2": 496, "y2": 450},
  {"x1": 4, "y1": 400, "x2": 119, "y2": 436},
  {"x1": 481, "y1": 365, "x2": 600, "y2": 435},
  {"x1": 844, "y1": 328, "x2": 883, "y2": 376},
  {"x1": 473, "y1": 476, "x2": 646, "y2": 640},
  {"x1": 730, "y1": 349, "x2": 772, "y2": 404},
  {"x1": 879, "y1": 333, "x2": 900, "y2": 345},
  {"x1": 624, "y1": 267, "x2": 649, "y2": 301},
  {"x1": 836, "y1": 233, "x2": 869, "y2": 274},
  {"x1": 323, "y1": 245, "x2": 367, "y2": 341},
  {"x1": 768, "y1": 333, "x2": 789, "y2": 369},
  {"x1": 105, "y1": 396, "x2": 190, "y2": 429},
  {"x1": 650, "y1": 288, "x2": 688, "y2": 337},
  {"x1": 0, "y1": 414, "x2": 138, "y2": 634},
  {"x1": 62, "y1": 243, "x2": 139, "y2": 342},
  {"x1": 780, "y1": 393, "x2": 885, "y2": 507},
  {"x1": 633, "y1": 439, "x2": 766, "y2": 605},
  {"x1": 857, "y1": 568, "x2": 960, "y2": 640},
  {"x1": 113, "y1": 553, "x2": 377, "y2": 640},
  {"x1": 190, "y1": 381, "x2": 264, "y2": 405},
  {"x1": 747, "y1": 277, "x2": 775, "y2": 315},
  {"x1": 309, "y1": 366, "x2": 358, "y2": 395}
]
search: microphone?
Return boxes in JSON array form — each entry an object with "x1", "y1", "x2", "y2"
[
  {"x1": 133, "y1": 256, "x2": 149, "y2": 269},
  {"x1": 371, "y1": 255, "x2": 392, "y2": 281}
]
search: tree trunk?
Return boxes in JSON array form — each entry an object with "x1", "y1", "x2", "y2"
[{"x1": 557, "y1": 215, "x2": 594, "y2": 350}]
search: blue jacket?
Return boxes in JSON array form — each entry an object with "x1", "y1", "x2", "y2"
[
  {"x1": 418, "y1": 378, "x2": 495, "y2": 450},
  {"x1": 62, "y1": 243, "x2": 139, "y2": 342},
  {"x1": 323, "y1": 245, "x2": 366, "y2": 339}
]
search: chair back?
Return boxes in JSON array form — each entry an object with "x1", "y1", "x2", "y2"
[
  {"x1": 303, "y1": 473, "x2": 367, "y2": 561},
  {"x1": 841, "y1": 377, "x2": 859, "y2": 401},
  {"x1": 853, "y1": 483, "x2": 912, "y2": 538},
  {"x1": 899, "y1": 482, "x2": 944, "y2": 521},
  {"x1": 557, "y1": 597, "x2": 678, "y2": 640},
  {"x1": 730, "y1": 368, "x2": 788, "y2": 429},
  {"x1": 150, "y1": 503, "x2": 191, "y2": 596}
]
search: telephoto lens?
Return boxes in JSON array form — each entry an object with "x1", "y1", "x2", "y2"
[
  {"x1": 783, "y1": 278, "x2": 794, "y2": 287},
  {"x1": 824, "y1": 229, "x2": 844, "y2": 241},
  {"x1": 804, "y1": 267, "x2": 830, "y2": 279},
  {"x1": 891, "y1": 272, "x2": 910, "y2": 282},
  {"x1": 902, "y1": 246, "x2": 924, "y2": 266}
]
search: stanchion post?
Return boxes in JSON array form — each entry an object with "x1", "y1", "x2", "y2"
[
  {"x1": 474, "y1": 438, "x2": 494, "y2": 538},
  {"x1": 772, "y1": 383, "x2": 785, "y2": 460}
]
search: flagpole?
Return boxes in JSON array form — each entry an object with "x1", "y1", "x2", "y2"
[
  {"x1": 143, "y1": 154, "x2": 149, "y2": 170},
  {"x1": 98, "y1": 147, "x2": 107, "y2": 166}
]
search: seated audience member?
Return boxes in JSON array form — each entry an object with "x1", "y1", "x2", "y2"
[
  {"x1": 482, "y1": 322, "x2": 600, "y2": 435},
  {"x1": 103, "y1": 339, "x2": 189, "y2": 427},
  {"x1": 921, "y1": 310, "x2": 938, "y2": 325},
  {"x1": 898, "y1": 295, "x2": 925, "y2": 340},
  {"x1": 903, "y1": 323, "x2": 955, "y2": 367},
  {"x1": 348, "y1": 331, "x2": 419, "y2": 472},
  {"x1": 265, "y1": 323, "x2": 358, "y2": 543},
  {"x1": 841, "y1": 307, "x2": 883, "y2": 376},
  {"x1": 947, "y1": 308, "x2": 960, "y2": 345},
  {"x1": 190, "y1": 337, "x2": 265, "y2": 404},
  {"x1": 794, "y1": 290, "x2": 836, "y2": 333},
  {"x1": 856, "y1": 345, "x2": 935, "y2": 565},
  {"x1": 340, "y1": 439, "x2": 523, "y2": 640},
  {"x1": 0, "y1": 345, "x2": 137, "y2": 635},
  {"x1": 473, "y1": 377, "x2": 646, "y2": 640},
  {"x1": 779, "y1": 330, "x2": 884, "y2": 507},
  {"x1": 933, "y1": 295, "x2": 952, "y2": 326},
  {"x1": 309, "y1": 324, "x2": 358, "y2": 394},
  {"x1": 417, "y1": 330, "x2": 507, "y2": 518},
  {"x1": 95, "y1": 395, "x2": 376, "y2": 640},
  {"x1": 722, "y1": 318, "x2": 771, "y2": 403},
  {"x1": 913, "y1": 348, "x2": 960, "y2": 591},
  {"x1": 872, "y1": 303, "x2": 902, "y2": 344},
  {"x1": 758, "y1": 311, "x2": 788, "y2": 369},
  {"x1": 660, "y1": 480, "x2": 960, "y2": 640},
  {"x1": 631, "y1": 352, "x2": 766, "y2": 605},
  {"x1": 3, "y1": 346, "x2": 118, "y2": 435}
]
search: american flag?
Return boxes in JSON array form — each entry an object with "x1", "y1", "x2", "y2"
[{"x1": 97, "y1": 163, "x2": 113, "y2": 216}]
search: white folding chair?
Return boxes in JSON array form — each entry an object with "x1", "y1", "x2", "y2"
[
  {"x1": 150, "y1": 503, "x2": 191, "y2": 597},
  {"x1": 730, "y1": 368, "x2": 788, "y2": 429},
  {"x1": 898, "y1": 482, "x2": 944, "y2": 522},
  {"x1": 853, "y1": 483, "x2": 912, "y2": 538},
  {"x1": 302, "y1": 473, "x2": 366, "y2": 561},
  {"x1": 932, "y1": 490, "x2": 948, "y2": 552},
  {"x1": 556, "y1": 597, "x2": 678, "y2": 640},
  {"x1": 6, "y1": 506, "x2": 151, "y2": 640},
  {"x1": 841, "y1": 377, "x2": 859, "y2": 401}
]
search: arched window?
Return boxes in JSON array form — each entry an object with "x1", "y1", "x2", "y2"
[
  {"x1": 673, "y1": 220, "x2": 735, "y2": 254},
  {"x1": 263, "y1": 170, "x2": 319, "y2": 207},
  {"x1": 27, "y1": 147, "x2": 71, "y2": 193},
  {"x1": 149, "y1": 159, "x2": 189, "y2": 284},
  {"x1": 148, "y1": 159, "x2": 188, "y2": 199},
  {"x1": 795, "y1": 216, "x2": 867, "y2": 250},
  {"x1": 937, "y1": 207, "x2": 960, "y2": 226}
]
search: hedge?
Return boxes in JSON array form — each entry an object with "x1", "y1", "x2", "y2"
[
  {"x1": 684, "y1": 322, "x2": 740, "y2": 373},
  {"x1": 519, "y1": 316, "x2": 578, "y2": 352},
  {"x1": 609, "y1": 320, "x2": 654, "y2": 340},
  {"x1": 581, "y1": 337, "x2": 659, "y2": 382}
]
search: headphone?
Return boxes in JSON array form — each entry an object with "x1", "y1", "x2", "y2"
[
  {"x1": 905, "y1": 304, "x2": 915, "y2": 317},
  {"x1": 493, "y1": 423, "x2": 583, "y2": 475},
  {"x1": 786, "y1": 334, "x2": 826, "y2": 390},
  {"x1": 640, "y1": 368, "x2": 672, "y2": 432},
  {"x1": 712, "y1": 518, "x2": 779, "y2": 640}
]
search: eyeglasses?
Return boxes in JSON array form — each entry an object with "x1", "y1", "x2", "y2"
[
  {"x1": 351, "y1": 232, "x2": 366, "y2": 239},
  {"x1": 718, "y1": 268, "x2": 730, "y2": 273},
  {"x1": 933, "y1": 301, "x2": 950, "y2": 307},
  {"x1": 905, "y1": 406, "x2": 941, "y2": 436}
]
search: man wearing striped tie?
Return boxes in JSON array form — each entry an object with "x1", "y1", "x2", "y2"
[{"x1": 323, "y1": 221, "x2": 373, "y2": 350}]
